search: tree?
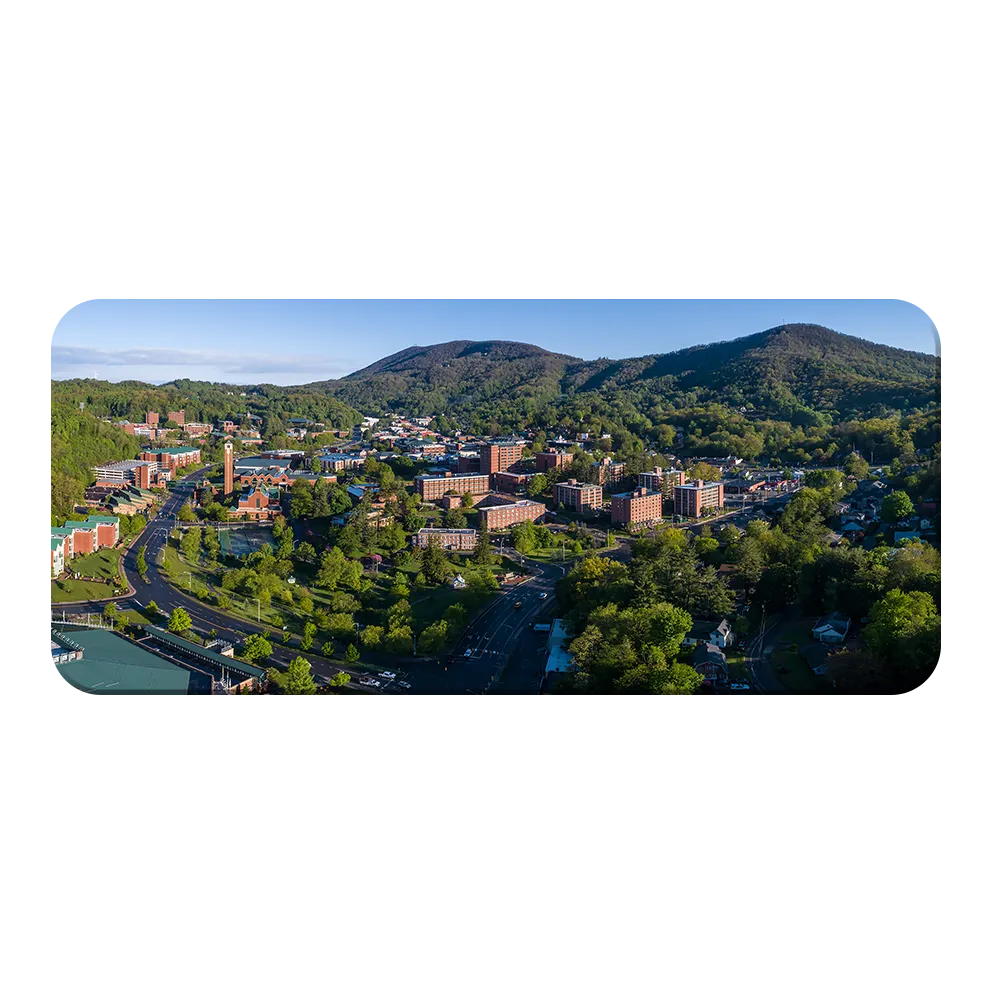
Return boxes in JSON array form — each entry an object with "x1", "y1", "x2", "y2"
[
  {"x1": 390, "y1": 571, "x2": 411, "y2": 599},
  {"x1": 419, "y1": 537, "x2": 450, "y2": 585},
  {"x1": 472, "y1": 529, "x2": 495, "y2": 565},
  {"x1": 321, "y1": 641, "x2": 336, "y2": 658},
  {"x1": 178, "y1": 502, "x2": 197, "y2": 523},
  {"x1": 295, "y1": 541, "x2": 317, "y2": 565},
  {"x1": 688, "y1": 462, "x2": 722, "y2": 482},
  {"x1": 527, "y1": 473, "x2": 549, "y2": 498},
  {"x1": 863, "y1": 588, "x2": 940, "y2": 680},
  {"x1": 301, "y1": 621, "x2": 317, "y2": 651},
  {"x1": 180, "y1": 526, "x2": 202, "y2": 562},
  {"x1": 330, "y1": 670, "x2": 352, "y2": 687},
  {"x1": 843, "y1": 451, "x2": 869, "y2": 479},
  {"x1": 344, "y1": 643, "x2": 360, "y2": 663},
  {"x1": 144, "y1": 599, "x2": 162, "y2": 619},
  {"x1": 198, "y1": 486, "x2": 214, "y2": 507},
  {"x1": 359, "y1": 624, "x2": 384, "y2": 648},
  {"x1": 417, "y1": 619, "x2": 450, "y2": 653},
  {"x1": 167, "y1": 607, "x2": 193, "y2": 634},
  {"x1": 242, "y1": 632, "x2": 273, "y2": 662},
  {"x1": 283, "y1": 656, "x2": 318, "y2": 695},
  {"x1": 881, "y1": 490, "x2": 915, "y2": 523},
  {"x1": 461, "y1": 491, "x2": 475, "y2": 508}
]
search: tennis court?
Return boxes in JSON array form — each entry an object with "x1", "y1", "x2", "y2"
[{"x1": 218, "y1": 525, "x2": 274, "y2": 558}]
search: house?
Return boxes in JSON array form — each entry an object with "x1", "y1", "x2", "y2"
[
  {"x1": 682, "y1": 619, "x2": 734, "y2": 648},
  {"x1": 692, "y1": 643, "x2": 728, "y2": 688},
  {"x1": 811, "y1": 612, "x2": 851, "y2": 644}
]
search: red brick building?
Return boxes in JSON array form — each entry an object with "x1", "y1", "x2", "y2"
[
  {"x1": 229, "y1": 486, "x2": 281, "y2": 520},
  {"x1": 456, "y1": 453, "x2": 480, "y2": 474},
  {"x1": 415, "y1": 472, "x2": 490, "y2": 501},
  {"x1": 167, "y1": 409, "x2": 185, "y2": 425},
  {"x1": 478, "y1": 497, "x2": 546, "y2": 532},
  {"x1": 140, "y1": 446, "x2": 201, "y2": 475},
  {"x1": 491, "y1": 470, "x2": 530, "y2": 492},
  {"x1": 146, "y1": 411, "x2": 159, "y2": 425},
  {"x1": 673, "y1": 480, "x2": 725, "y2": 518},
  {"x1": 51, "y1": 515, "x2": 119, "y2": 572},
  {"x1": 479, "y1": 440, "x2": 524, "y2": 475},
  {"x1": 414, "y1": 527, "x2": 478, "y2": 551},
  {"x1": 593, "y1": 456, "x2": 627, "y2": 486},
  {"x1": 610, "y1": 488, "x2": 663, "y2": 527},
  {"x1": 553, "y1": 479, "x2": 603, "y2": 512},
  {"x1": 638, "y1": 467, "x2": 685, "y2": 493},
  {"x1": 535, "y1": 450, "x2": 573, "y2": 473},
  {"x1": 92, "y1": 459, "x2": 164, "y2": 489}
]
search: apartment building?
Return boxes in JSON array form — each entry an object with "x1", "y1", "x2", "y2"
[
  {"x1": 610, "y1": 487, "x2": 663, "y2": 527},
  {"x1": 139, "y1": 446, "x2": 201, "y2": 475},
  {"x1": 415, "y1": 472, "x2": 491, "y2": 501},
  {"x1": 479, "y1": 439, "x2": 524, "y2": 475},
  {"x1": 491, "y1": 470, "x2": 530, "y2": 492},
  {"x1": 673, "y1": 479, "x2": 725, "y2": 518},
  {"x1": 553, "y1": 479, "x2": 603, "y2": 512},
  {"x1": 184, "y1": 422, "x2": 213, "y2": 437},
  {"x1": 167, "y1": 409, "x2": 185, "y2": 425},
  {"x1": 146, "y1": 411, "x2": 159, "y2": 425},
  {"x1": 478, "y1": 497, "x2": 546, "y2": 532},
  {"x1": 535, "y1": 449, "x2": 574, "y2": 473},
  {"x1": 51, "y1": 515, "x2": 119, "y2": 571},
  {"x1": 593, "y1": 456, "x2": 627, "y2": 486},
  {"x1": 638, "y1": 467, "x2": 686, "y2": 493},
  {"x1": 318, "y1": 453, "x2": 366, "y2": 473},
  {"x1": 414, "y1": 527, "x2": 478, "y2": 551}
]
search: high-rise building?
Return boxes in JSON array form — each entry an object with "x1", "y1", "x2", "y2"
[
  {"x1": 146, "y1": 411, "x2": 159, "y2": 425},
  {"x1": 553, "y1": 479, "x2": 603, "y2": 512},
  {"x1": 167, "y1": 409, "x2": 185, "y2": 425},
  {"x1": 224, "y1": 440, "x2": 234, "y2": 496},
  {"x1": 479, "y1": 439, "x2": 523, "y2": 475},
  {"x1": 673, "y1": 480, "x2": 725, "y2": 518},
  {"x1": 535, "y1": 450, "x2": 574, "y2": 473},
  {"x1": 639, "y1": 467, "x2": 686, "y2": 493}
]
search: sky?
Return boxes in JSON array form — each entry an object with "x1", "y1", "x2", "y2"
[{"x1": 51, "y1": 299, "x2": 940, "y2": 385}]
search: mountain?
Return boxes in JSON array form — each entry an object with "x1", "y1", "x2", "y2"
[{"x1": 304, "y1": 325, "x2": 938, "y2": 428}]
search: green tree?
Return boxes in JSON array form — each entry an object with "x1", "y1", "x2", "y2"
[
  {"x1": 284, "y1": 656, "x2": 318, "y2": 695},
  {"x1": 301, "y1": 621, "x2": 317, "y2": 651},
  {"x1": 863, "y1": 588, "x2": 940, "y2": 680},
  {"x1": 144, "y1": 599, "x2": 161, "y2": 619},
  {"x1": 344, "y1": 643, "x2": 360, "y2": 663},
  {"x1": 178, "y1": 502, "x2": 197, "y2": 523},
  {"x1": 242, "y1": 632, "x2": 273, "y2": 662},
  {"x1": 167, "y1": 607, "x2": 193, "y2": 634},
  {"x1": 471, "y1": 529, "x2": 495, "y2": 565},
  {"x1": 419, "y1": 537, "x2": 450, "y2": 585},
  {"x1": 359, "y1": 624, "x2": 384, "y2": 648},
  {"x1": 881, "y1": 490, "x2": 915, "y2": 523},
  {"x1": 331, "y1": 669, "x2": 352, "y2": 687},
  {"x1": 843, "y1": 451, "x2": 869, "y2": 479},
  {"x1": 417, "y1": 619, "x2": 450, "y2": 653}
]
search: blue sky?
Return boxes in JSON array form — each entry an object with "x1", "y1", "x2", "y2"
[{"x1": 51, "y1": 299, "x2": 939, "y2": 385}]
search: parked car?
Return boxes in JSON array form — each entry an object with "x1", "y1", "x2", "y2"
[
  {"x1": 398, "y1": 681, "x2": 411, "y2": 690},
  {"x1": 379, "y1": 671, "x2": 396, "y2": 680},
  {"x1": 464, "y1": 648, "x2": 473, "y2": 657}
]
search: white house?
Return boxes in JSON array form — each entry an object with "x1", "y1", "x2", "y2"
[{"x1": 811, "y1": 613, "x2": 851, "y2": 644}]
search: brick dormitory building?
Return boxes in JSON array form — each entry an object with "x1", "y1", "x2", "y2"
[
  {"x1": 138, "y1": 445, "x2": 201, "y2": 476},
  {"x1": 415, "y1": 472, "x2": 491, "y2": 502},
  {"x1": 553, "y1": 479, "x2": 603, "y2": 512},
  {"x1": 479, "y1": 439, "x2": 524, "y2": 476},
  {"x1": 639, "y1": 467, "x2": 686, "y2": 493},
  {"x1": 477, "y1": 496, "x2": 546, "y2": 532},
  {"x1": 610, "y1": 487, "x2": 663, "y2": 528},
  {"x1": 673, "y1": 479, "x2": 725, "y2": 518},
  {"x1": 51, "y1": 515, "x2": 120, "y2": 577},
  {"x1": 413, "y1": 527, "x2": 478, "y2": 551}
]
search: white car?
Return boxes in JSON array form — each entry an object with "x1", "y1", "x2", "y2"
[
  {"x1": 379, "y1": 671, "x2": 396, "y2": 680},
  {"x1": 464, "y1": 648, "x2": 473, "y2": 657},
  {"x1": 398, "y1": 681, "x2": 411, "y2": 689}
]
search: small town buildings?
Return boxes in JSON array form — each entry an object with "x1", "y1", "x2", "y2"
[
  {"x1": 439, "y1": 494, "x2": 464, "y2": 510},
  {"x1": 167, "y1": 409, "x2": 185, "y2": 425},
  {"x1": 92, "y1": 459, "x2": 165, "y2": 489},
  {"x1": 183, "y1": 422, "x2": 213, "y2": 437},
  {"x1": 673, "y1": 480, "x2": 725, "y2": 518},
  {"x1": 553, "y1": 479, "x2": 603, "y2": 512},
  {"x1": 478, "y1": 497, "x2": 546, "y2": 532},
  {"x1": 491, "y1": 470, "x2": 530, "y2": 492},
  {"x1": 414, "y1": 527, "x2": 478, "y2": 551},
  {"x1": 610, "y1": 487, "x2": 662, "y2": 527},
  {"x1": 51, "y1": 515, "x2": 119, "y2": 573},
  {"x1": 415, "y1": 472, "x2": 491, "y2": 501}
]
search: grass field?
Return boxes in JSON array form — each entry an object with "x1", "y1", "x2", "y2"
[{"x1": 52, "y1": 548, "x2": 124, "y2": 602}]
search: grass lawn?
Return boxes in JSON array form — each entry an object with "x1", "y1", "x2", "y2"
[{"x1": 52, "y1": 547, "x2": 125, "y2": 601}]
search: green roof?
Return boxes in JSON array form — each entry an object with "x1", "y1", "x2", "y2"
[
  {"x1": 62, "y1": 520, "x2": 96, "y2": 530},
  {"x1": 51, "y1": 538, "x2": 64, "y2": 551},
  {"x1": 52, "y1": 627, "x2": 208, "y2": 694},
  {"x1": 86, "y1": 515, "x2": 119, "y2": 525},
  {"x1": 51, "y1": 527, "x2": 73, "y2": 538},
  {"x1": 142, "y1": 625, "x2": 266, "y2": 680},
  {"x1": 143, "y1": 446, "x2": 200, "y2": 455}
]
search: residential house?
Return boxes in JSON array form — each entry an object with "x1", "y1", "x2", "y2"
[{"x1": 811, "y1": 612, "x2": 851, "y2": 644}]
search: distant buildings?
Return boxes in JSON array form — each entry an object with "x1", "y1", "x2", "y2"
[
  {"x1": 414, "y1": 527, "x2": 478, "y2": 551},
  {"x1": 610, "y1": 487, "x2": 662, "y2": 527},
  {"x1": 593, "y1": 456, "x2": 627, "y2": 486},
  {"x1": 535, "y1": 449, "x2": 574, "y2": 473},
  {"x1": 139, "y1": 446, "x2": 201, "y2": 476},
  {"x1": 638, "y1": 467, "x2": 685, "y2": 493},
  {"x1": 480, "y1": 439, "x2": 524, "y2": 476},
  {"x1": 553, "y1": 479, "x2": 603, "y2": 512},
  {"x1": 229, "y1": 486, "x2": 281, "y2": 520},
  {"x1": 92, "y1": 459, "x2": 165, "y2": 489},
  {"x1": 673, "y1": 479, "x2": 725, "y2": 518}
]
